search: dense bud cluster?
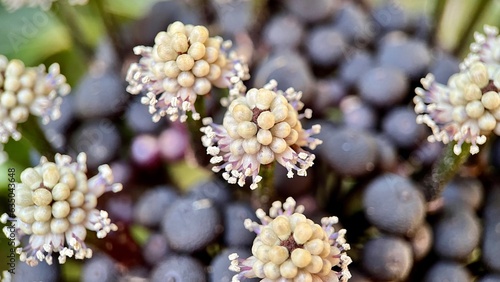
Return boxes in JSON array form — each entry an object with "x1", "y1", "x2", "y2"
[
  {"x1": 126, "y1": 21, "x2": 249, "y2": 122},
  {"x1": 414, "y1": 25, "x2": 500, "y2": 155},
  {"x1": 201, "y1": 80, "x2": 322, "y2": 189},
  {"x1": 1, "y1": 0, "x2": 88, "y2": 11},
  {"x1": 1, "y1": 153, "x2": 122, "y2": 266},
  {"x1": 0, "y1": 55, "x2": 70, "y2": 162},
  {"x1": 229, "y1": 197, "x2": 351, "y2": 281}
]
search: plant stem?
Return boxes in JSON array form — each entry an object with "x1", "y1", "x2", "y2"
[
  {"x1": 453, "y1": 0, "x2": 490, "y2": 57},
  {"x1": 186, "y1": 97, "x2": 211, "y2": 167},
  {"x1": 53, "y1": 1, "x2": 93, "y2": 62},
  {"x1": 93, "y1": 0, "x2": 126, "y2": 61},
  {"x1": 18, "y1": 115, "x2": 56, "y2": 161},
  {"x1": 431, "y1": 0, "x2": 447, "y2": 45},
  {"x1": 252, "y1": 162, "x2": 276, "y2": 209},
  {"x1": 422, "y1": 141, "x2": 470, "y2": 201}
]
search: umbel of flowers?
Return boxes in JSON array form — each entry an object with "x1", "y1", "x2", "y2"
[
  {"x1": 126, "y1": 21, "x2": 249, "y2": 123},
  {"x1": 414, "y1": 25, "x2": 500, "y2": 155},
  {"x1": 0, "y1": 55, "x2": 70, "y2": 163},
  {"x1": 201, "y1": 80, "x2": 322, "y2": 190},
  {"x1": 229, "y1": 197, "x2": 352, "y2": 281},
  {"x1": 1, "y1": 153, "x2": 122, "y2": 266}
]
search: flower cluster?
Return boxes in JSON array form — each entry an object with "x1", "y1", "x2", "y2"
[
  {"x1": 1, "y1": 0, "x2": 87, "y2": 12},
  {"x1": 229, "y1": 197, "x2": 351, "y2": 281},
  {"x1": 414, "y1": 25, "x2": 500, "y2": 155},
  {"x1": 0, "y1": 55, "x2": 70, "y2": 161},
  {"x1": 1, "y1": 153, "x2": 122, "y2": 266},
  {"x1": 126, "y1": 21, "x2": 249, "y2": 122},
  {"x1": 201, "y1": 80, "x2": 322, "y2": 190}
]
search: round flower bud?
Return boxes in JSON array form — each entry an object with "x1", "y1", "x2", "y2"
[
  {"x1": 206, "y1": 63, "x2": 221, "y2": 80},
  {"x1": 17, "y1": 88, "x2": 34, "y2": 105},
  {"x1": 4, "y1": 77, "x2": 20, "y2": 92},
  {"x1": 176, "y1": 54, "x2": 195, "y2": 71},
  {"x1": 269, "y1": 245, "x2": 289, "y2": 265},
  {"x1": 465, "y1": 100, "x2": 485, "y2": 119},
  {"x1": 1, "y1": 91, "x2": 17, "y2": 108},
  {"x1": 52, "y1": 201, "x2": 70, "y2": 219},
  {"x1": 257, "y1": 146, "x2": 274, "y2": 165},
  {"x1": 32, "y1": 220, "x2": 50, "y2": 235},
  {"x1": 10, "y1": 106, "x2": 29, "y2": 122},
  {"x1": 68, "y1": 190, "x2": 85, "y2": 207},
  {"x1": 243, "y1": 138, "x2": 261, "y2": 155},
  {"x1": 157, "y1": 44, "x2": 177, "y2": 61},
  {"x1": 52, "y1": 183, "x2": 70, "y2": 201},
  {"x1": 256, "y1": 90, "x2": 276, "y2": 110},
  {"x1": 271, "y1": 122, "x2": 291, "y2": 138},
  {"x1": 50, "y1": 218, "x2": 70, "y2": 234},
  {"x1": 463, "y1": 84, "x2": 482, "y2": 101},
  {"x1": 280, "y1": 259, "x2": 298, "y2": 278},
  {"x1": 193, "y1": 78, "x2": 211, "y2": 95},
  {"x1": 304, "y1": 238, "x2": 325, "y2": 255},
  {"x1": 6, "y1": 59, "x2": 25, "y2": 76},
  {"x1": 192, "y1": 60, "x2": 210, "y2": 77},
  {"x1": 15, "y1": 186, "x2": 34, "y2": 206},
  {"x1": 164, "y1": 60, "x2": 181, "y2": 78},
  {"x1": 32, "y1": 188, "x2": 52, "y2": 206},
  {"x1": 482, "y1": 91, "x2": 500, "y2": 110},
  {"x1": 189, "y1": 26, "x2": 209, "y2": 43},
  {"x1": 263, "y1": 262, "x2": 281, "y2": 279},
  {"x1": 468, "y1": 62, "x2": 489, "y2": 88},
  {"x1": 479, "y1": 112, "x2": 496, "y2": 131},
  {"x1": 188, "y1": 42, "x2": 206, "y2": 60},
  {"x1": 171, "y1": 32, "x2": 189, "y2": 53},
  {"x1": 18, "y1": 206, "x2": 36, "y2": 224},
  {"x1": 42, "y1": 165, "x2": 60, "y2": 189},
  {"x1": 271, "y1": 216, "x2": 292, "y2": 240},
  {"x1": 260, "y1": 227, "x2": 279, "y2": 246},
  {"x1": 60, "y1": 173, "x2": 76, "y2": 189},
  {"x1": 204, "y1": 47, "x2": 219, "y2": 64},
  {"x1": 270, "y1": 138, "x2": 287, "y2": 154},
  {"x1": 177, "y1": 71, "x2": 195, "y2": 87},
  {"x1": 84, "y1": 194, "x2": 98, "y2": 210},
  {"x1": 34, "y1": 205, "x2": 52, "y2": 222},
  {"x1": 237, "y1": 121, "x2": 258, "y2": 139},
  {"x1": 233, "y1": 104, "x2": 253, "y2": 122},
  {"x1": 257, "y1": 129, "x2": 273, "y2": 145},
  {"x1": 306, "y1": 255, "x2": 323, "y2": 274},
  {"x1": 291, "y1": 248, "x2": 312, "y2": 268},
  {"x1": 257, "y1": 111, "x2": 276, "y2": 130},
  {"x1": 68, "y1": 208, "x2": 86, "y2": 225}
]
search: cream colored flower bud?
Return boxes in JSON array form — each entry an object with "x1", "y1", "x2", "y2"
[
  {"x1": 10, "y1": 106, "x2": 29, "y2": 123},
  {"x1": 189, "y1": 26, "x2": 209, "y2": 43},
  {"x1": 272, "y1": 104, "x2": 289, "y2": 122},
  {"x1": 193, "y1": 78, "x2": 211, "y2": 95},
  {"x1": 271, "y1": 215, "x2": 292, "y2": 240},
  {"x1": 1, "y1": 91, "x2": 17, "y2": 109},
  {"x1": 320, "y1": 259, "x2": 332, "y2": 276},
  {"x1": 257, "y1": 111, "x2": 275, "y2": 130},
  {"x1": 284, "y1": 107, "x2": 298, "y2": 127},
  {"x1": 465, "y1": 100, "x2": 485, "y2": 119},
  {"x1": 237, "y1": 121, "x2": 258, "y2": 139},
  {"x1": 192, "y1": 60, "x2": 210, "y2": 77},
  {"x1": 68, "y1": 191, "x2": 84, "y2": 207},
  {"x1": 482, "y1": 91, "x2": 500, "y2": 110},
  {"x1": 206, "y1": 63, "x2": 221, "y2": 81},
  {"x1": 269, "y1": 245, "x2": 289, "y2": 265},
  {"x1": 289, "y1": 213, "x2": 307, "y2": 230},
  {"x1": 463, "y1": 84, "x2": 482, "y2": 101},
  {"x1": 229, "y1": 139, "x2": 244, "y2": 156},
  {"x1": 215, "y1": 54, "x2": 226, "y2": 67},
  {"x1": 260, "y1": 226, "x2": 279, "y2": 245},
  {"x1": 270, "y1": 138, "x2": 287, "y2": 154},
  {"x1": 52, "y1": 183, "x2": 70, "y2": 201},
  {"x1": 164, "y1": 61, "x2": 181, "y2": 78},
  {"x1": 256, "y1": 244, "x2": 271, "y2": 262},
  {"x1": 280, "y1": 259, "x2": 298, "y2": 279},
  {"x1": 177, "y1": 71, "x2": 195, "y2": 87},
  {"x1": 4, "y1": 77, "x2": 20, "y2": 92},
  {"x1": 50, "y1": 218, "x2": 69, "y2": 234},
  {"x1": 188, "y1": 42, "x2": 206, "y2": 60},
  {"x1": 168, "y1": 21, "x2": 185, "y2": 34},
  {"x1": 18, "y1": 206, "x2": 36, "y2": 224},
  {"x1": 293, "y1": 222, "x2": 313, "y2": 244},
  {"x1": 243, "y1": 137, "x2": 261, "y2": 155},
  {"x1": 252, "y1": 260, "x2": 265, "y2": 278},
  {"x1": 449, "y1": 89, "x2": 465, "y2": 106},
  {"x1": 84, "y1": 194, "x2": 97, "y2": 210},
  {"x1": 291, "y1": 248, "x2": 312, "y2": 268},
  {"x1": 176, "y1": 54, "x2": 194, "y2": 71},
  {"x1": 263, "y1": 262, "x2": 281, "y2": 279},
  {"x1": 304, "y1": 238, "x2": 324, "y2": 255},
  {"x1": 34, "y1": 205, "x2": 52, "y2": 222},
  {"x1": 256, "y1": 89, "x2": 276, "y2": 110},
  {"x1": 157, "y1": 44, "x2": 177, "y2": 61},
  {"x1": 478, "y1": 111, "x2": 496, "y2": 131},
  {"x1": 32, "y1": 220, "x2": 50, "y2": 235},
  {"x1": 204, "y1": 47, "x2": 219, "y2": 64},
  {"x1": 257, "y1": 146, "x2": 274, "y2": 165},
  {"x1": 452, "y1": 106, "x2": 467, "y2": 123},
  {"x1": 60, "y1": 173, "x2": 76, "y2": 189},
  {"x1": 68, "y1": 208, "x2": 86, "y2": 225},
  {"x1": 42, "y1": 164, "x2": 60, "y2": 189},
  {"x1": 32, "y1": 188, "x2": 52, "y2": 206},
  {"x1": 468, "y1": 62, "x2": 489, "y2": 88},
  {"x1": 19, "y1": 70, "x2": 36, "y2": 88},
  {"x1": 15, "y1": 186, "x2": 34, "y2": 206},
  {"x1": 17, "y1": 88, "x2": 34, "y2": 105},
  {"x1": 52, "y1": 201, "x2": 70, "y2": 218},
  {"x1": 171, "y1": 32, "x2": 189, "y2": 53},
  {"x1": 271, "y1": 122, "x2": 291, "y2": 138},
  {"x1": 257, "y1": 129, "x2": 273, "y2": 145},
  {"x1": 233, "y1": 104, "x2": 253, "y2": 122},
  {"x1": 284, "y1": 129, "x2": 299, "y2": 145},
  {"x1": 5, "y1": 59, "x2": 24, "y2": 77},
  {"x1": 305, "y1": 255, "x2": 323, "y2": 274}
]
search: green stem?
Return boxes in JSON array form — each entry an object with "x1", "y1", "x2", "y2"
[
  {"x1": 187, "y1": 97, "x2": 211, "y2": 167},
  {"x1": 93, "y1": 0, "x2": 126, "y2": 61},
  {"x1": 18, "y1": 115, "x2": 56, "y2": 161},
  {"x1": 252, "y1": 162, "x2": 276, "y2": 209},
  {"x1": 453, "y1": 0, "x2": 490, "y2": 57},
  {"x1": 53, "y1": 1, "x2": 93, "y2": 63},
  {"x1": 422, "y1": 141, "x2": 470, "y2": 201},
  {"x1": 431, "y1": 0, "x2": 447, "y2": 45}
]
